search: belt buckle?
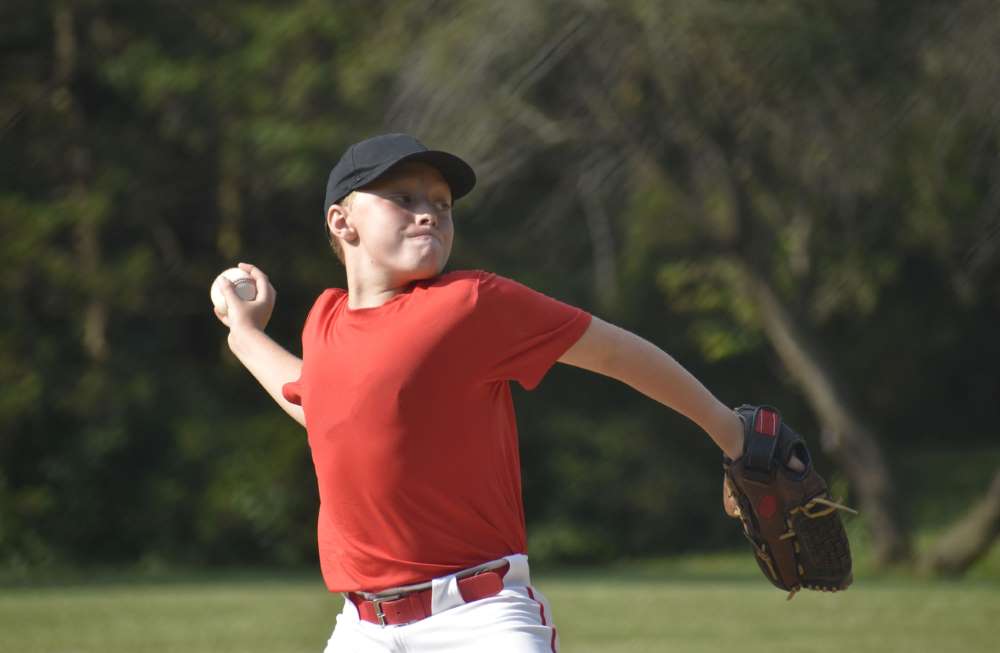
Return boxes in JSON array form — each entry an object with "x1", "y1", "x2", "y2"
[
  {"x1": 369, "y1": 593, "x2": 402, "y2": 626},
  {"x1": 372, "y1": 597, "x2": 387, "y2": 626}
]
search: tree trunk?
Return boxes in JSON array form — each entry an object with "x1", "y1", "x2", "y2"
[
  {"x1": 920, "y1": 468, "x2": 1000, "y2": 576},
  {"x1": 55, "y1": 2, "x2": 109, "y2": 363},
  {"x1": 734, "y1": 260, "x2": 911, "y2": 567},
  {"x1": 217, "y1": 142, "x2": 243, "y2": 259},
  {"x1": 577, "y1": 156, "x2": 621, "y2": 313}
]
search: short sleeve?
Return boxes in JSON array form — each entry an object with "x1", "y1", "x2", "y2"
[
  {"x1": 281, "y1": 288, "x2": 343, "y2": 406},
  {"x1": 282, "y1": 380, "x2": 303, "y2": 405},
  {"x1": 473, "y1": 272, "x2": 591, "y2": 390}
]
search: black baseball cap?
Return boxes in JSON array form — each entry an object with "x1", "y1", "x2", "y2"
[{"x1": 324, "y1": 133, "x2": 476, "y2": 215}]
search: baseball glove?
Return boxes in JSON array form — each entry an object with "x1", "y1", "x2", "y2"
[{"x1": 723, "y1": 404, "x2": 856, "y2": 599}]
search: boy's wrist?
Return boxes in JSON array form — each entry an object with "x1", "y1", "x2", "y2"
[
  {"x1": 711, "y1": 405, "x2": 744, "y2": 460},
  {"x1": 226, "y1": 323, "x2": 264, "y2": 354}
]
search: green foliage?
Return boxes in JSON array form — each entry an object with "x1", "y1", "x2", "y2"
[
  {"x1": 0, "y1": 0, "x2": 382, "y2": 570},
  {"x1": 1, "y1": 0, "x2": 998, "y2": 573}
]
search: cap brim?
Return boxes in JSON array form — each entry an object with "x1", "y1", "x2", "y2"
[{"x1": 356, "y1": 150, "x2": 477, "y2": 202}]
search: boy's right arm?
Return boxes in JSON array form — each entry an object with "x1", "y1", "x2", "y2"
[
  {"x1": 227, "y1": 326, "x2": 305, "y2": 427},
  {"x1": 215, "y1": 263, "x2": 306, "y2": 428}
]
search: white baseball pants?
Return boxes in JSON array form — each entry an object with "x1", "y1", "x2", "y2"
[{"x1": 323, "y1": 554, "x2": 559, "y2": 653}]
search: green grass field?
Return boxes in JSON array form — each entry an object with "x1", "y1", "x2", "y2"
[{"x1": 2, "y1": 552, "x2": 997, "y2": 653}]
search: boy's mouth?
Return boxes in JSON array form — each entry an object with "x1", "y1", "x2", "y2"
[{"x1": 407, "y1": 230, "x2": 440, "y2": 242}]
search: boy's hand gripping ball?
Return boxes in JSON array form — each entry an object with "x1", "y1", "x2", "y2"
[{"x1": 210, "y1": 267, "x2": 257, "y2": 316}]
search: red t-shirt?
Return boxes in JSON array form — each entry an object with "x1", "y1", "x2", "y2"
[{"x1": 282, "y1": 270, "x2": 591, "y2": 592}]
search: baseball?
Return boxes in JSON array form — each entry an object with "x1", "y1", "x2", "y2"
[{"x1": 211, "y1": 267, "x2": 257, "y2": 315}]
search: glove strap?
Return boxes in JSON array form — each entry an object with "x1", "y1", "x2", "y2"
[{"x1": 737, "y1": 404, "x2": 782, "y2": 481}]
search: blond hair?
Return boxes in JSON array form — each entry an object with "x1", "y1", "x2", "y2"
[{"x1": 325, "y1": 191, "x2": 356, "y2": 266}]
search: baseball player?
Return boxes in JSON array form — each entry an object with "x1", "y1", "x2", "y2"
[{"x1": 213, "y1": 133, "x2": 756, "y2": 652}]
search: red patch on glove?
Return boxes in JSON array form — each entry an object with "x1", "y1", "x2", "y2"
[
  {"x1": 755, "y1": 409, "x2": 779, "y2": 437},
  {"x1": 757, "y1": 495, "x2": 777, "y2": 519}
]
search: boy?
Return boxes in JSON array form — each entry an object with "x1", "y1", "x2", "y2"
[{"x1": 214, "y1": 133, "x2": 749, "y2": 652}]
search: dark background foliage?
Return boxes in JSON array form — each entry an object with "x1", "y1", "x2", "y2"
[{"x1": 2, "y1": 0, "x2": 998, "y2": 573}]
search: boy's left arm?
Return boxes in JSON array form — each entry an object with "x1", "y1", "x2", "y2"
[
  {"x1": 560, "y1": 317, "x2": 849, "y2": 596},
  {"x1": 558, "y1": 316, "x2": 744, "y2": 459}
]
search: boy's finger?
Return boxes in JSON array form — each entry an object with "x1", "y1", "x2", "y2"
[
  {"x1": 787, "y1": 454, "x2": 806, "y2": 473},
  {"x1": 217, "y1": 277, "x2": 243, "y2": 303},
  {"x1": 213, "y1": 306, "x2": 230, "y2": 327},
  {"x1": 238, "y1": 262, "x2": 268, "y2": 282},
  {"x1": 237, "y1": 262, "x2": 271, "y2": 298}
]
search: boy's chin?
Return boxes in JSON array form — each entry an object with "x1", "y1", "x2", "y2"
[{"x1": 402, "y1": 258, "x2": 449, "y2": 281}]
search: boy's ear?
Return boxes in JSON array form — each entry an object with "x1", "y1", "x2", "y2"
[{"x1": 327, "y1": 204, "x2": 358, "y2": 243}]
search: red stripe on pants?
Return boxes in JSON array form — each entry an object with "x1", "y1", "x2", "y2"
[{"x1": 526, "y1": 587, "x2": 558, "y2": 652}]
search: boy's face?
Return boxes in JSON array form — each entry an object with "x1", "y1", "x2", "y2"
[{"x1": 337, "y1": 162, "x2": 455, "y2": 282}]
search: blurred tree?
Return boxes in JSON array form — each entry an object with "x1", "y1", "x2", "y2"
[
  {"x1": 381, "y1": 0, "x2": 1000, "y2": 570},
  {"x1": 2, "y1": 0, "x2": 997, "y2": 575},
  {"x1": 0, "y1": 0, "x2": 389, "y2": 569}
]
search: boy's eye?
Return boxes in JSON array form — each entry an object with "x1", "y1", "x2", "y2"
[{"x1": 434, "y1": 201, "x2": 452, "y2": 211}]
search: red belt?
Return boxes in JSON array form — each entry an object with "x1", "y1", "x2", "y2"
[{"x1": 347, "y1": 561, "x2": 510, "y2": 626}]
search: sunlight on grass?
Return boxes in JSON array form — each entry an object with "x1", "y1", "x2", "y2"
[{"x1": 2, "y1": 555, "x2": 997, "y2": 653}]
